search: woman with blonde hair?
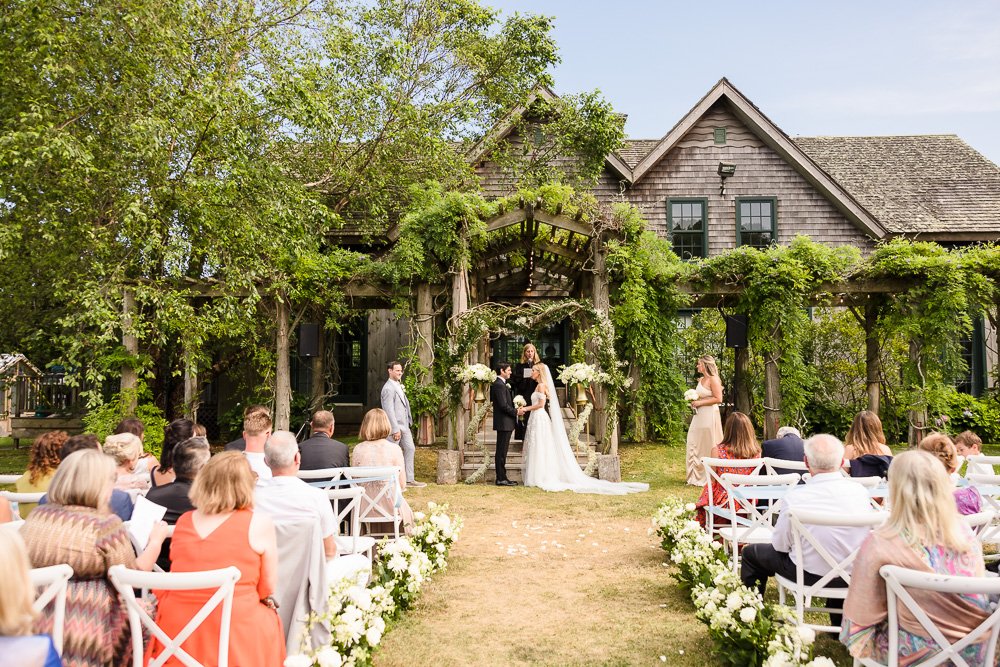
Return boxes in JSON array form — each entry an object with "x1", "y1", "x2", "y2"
[
  {"x1": 917, "y1": 432, "x2": 982, "y2": 515},
  {"x1": 695, "y1": 411, "x2": 760, "y2": 528},
  {"x1": 149, "y1": 451, "x2": 285, "y2": 666},
  {"x1": 102, "y1": 432, "x2": 150, "y2": 491},
  {"x1": 685, "y1": 355, "x2": 724, "y2": 485},
  {"x1": 841, "y1": 450, "x2": 990, "y2": 664},
  {"x1": 0, "y1": 530, "x2": 61, "y2": 666},
  {"x1": 351, "y1": 408, "x2": 415, "y2": 533},
  {"x1": 20, "y1": 449, "x2": 168, "y2": 666},
  {"x1": 14, "y1": 430, "x2": 68, "y2": 518},
  {"x1": 512, "y1": 342, "x2": 541, "y2": 442}
]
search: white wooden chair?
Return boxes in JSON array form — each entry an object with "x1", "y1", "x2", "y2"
[
  {"x1": 700, "y1": 456, "x2": 765, "y2": 540},
  {"x1": 30, "y1": 564, "x2": 73, "y2": 656},
  {"x1": 853, "y1": 564, "x2": 1000, "y2": 666},
  {"x1": 0, "y1": 490, "x2": 45, "y2": 519},
  {"x1": 295, "y1": 467, "x2": 345, "y2": 483},
  {"x1": 340, "y1": 467, "x2": 404, "y2": 539},
  {"x1": 0, "y1": 473, "x2": 21, "y2": 485},
  {"x1": 109, "y1": 564, "x2": 241, "y2": 667},
  {"x1": 326, "y1": 486, "x2": 376, "y2": 559},
  {"x1": 965, "y1": 455, "x2": 1000, "y2": 478},
  {"x1": 762, "y1": 457, "x2": 808, "y2": 476},
  {"x1": 776, "y1": 508, "x2": 886, "y2": 634},
  {"x1": 718, "y1": 472, "x2": 800, "y2": 570}
]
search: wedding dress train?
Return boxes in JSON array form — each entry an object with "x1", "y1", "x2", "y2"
[{"x1": 522, "y1": 366, "x2": 648, "y2": 495}]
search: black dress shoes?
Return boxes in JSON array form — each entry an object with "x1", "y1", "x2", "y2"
[{"x1": 495, "y1": 479, "x2": 518, "y2": 486}]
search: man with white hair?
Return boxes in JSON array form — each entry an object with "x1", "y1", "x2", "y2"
[
  {"x1": 740, "y1": 434, "x2": 876, "y2": 625},
  {"x1": 761, "y1": 425, "x2": 805, "y2": 475}
]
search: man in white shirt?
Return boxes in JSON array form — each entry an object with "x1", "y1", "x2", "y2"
[
  {"x1": 740, "y1": 434, "x2": 876, "y2": 625},
  {"x1": 241, "y1": 409, "x2": 273, "y2": 480}
]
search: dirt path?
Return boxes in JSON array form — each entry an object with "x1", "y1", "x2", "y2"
[{"x1": 374, "y1": 479, "x2": 711, "y2": 666}]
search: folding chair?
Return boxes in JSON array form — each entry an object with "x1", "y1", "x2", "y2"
[
  {"x1": 853, "y1": 564, "x2": 1000, "y2": 666},
  {"x1": 719, "y1": 472, "x2": 800, "y2": 571},
  {"x1": 326, "y1": 486, "x2": 376, "y2": 560},
  {"x1": 341, "y1": 467, "x2": 404, "y2": 539},
  {"x1": 30, "y1": 564, "x2": 73, "y2": 656},
  {"x1": 109, "y1": 564, "x2": 241, "y2": 667},
  {"x1": 701, "y1": 456, "x2": 765, "y2": 540},
  {"x1": 776, "y1": 508, "x2": 886, "y2": 634}
]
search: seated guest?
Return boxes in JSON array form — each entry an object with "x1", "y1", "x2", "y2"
[
  {"x1": 255, "y1": 431, "x2": 369, "y2": 581},
  {"x1": 150, "y1": 452, "x2": 285, "y2": 666},
  {"x1": 14, "y1": 431, "x2": 68, "y2": 518},
  {"x1": 21, "y1": 450, "x2": 168, "y2": 666},
  {"x1": 955, "y1": 430, "x2": 993, "y2": 477},
  {"x1": 145, "y1": 436, "x2": 211, "y2": 571},
  {"x1": 299, "y1": 410, "x2": 349, "y2": 471},
  {"x1": 0, "y1": 530, "x2": 61, "y2": 667},
  {"x1": 113, "y1": 417, "x2": 155, "y2": 474},
  {"x1": 841, "y1": 450, "x2": 990, "y2": 665},
  {"x1": 224, "y1": 404, "x2": 270, "y2": 452},
  {"x1": 918, "y1": 432, "x2": 982, "y2": 515},
  {"x1": 241, "y1": 409, "x2": 273, "y2": 480},
  {"x1": 761, "y1": 425, "x2": 805, "y2": 475},
  {"x1": 350, "y1": 409, "x2": 415, "y2": 535},
  {"x1": 150, "y1": 419, "x2": 195, "y2": 489},
  {"x1": 41, "y1": 434, "x2": 134, "y2": 521},
  {"x1": 843, "y1": 410, "x2": 892, "y2": 460},
  {"x1": 741, "y1": 434, "x2": 876, "y2": 625},
  {"x1": 102, "y1": 432, "x2": 150, "y2": 491},
  {"x1": 695, "y1": 411, "x2": 761, "y2": 529}
]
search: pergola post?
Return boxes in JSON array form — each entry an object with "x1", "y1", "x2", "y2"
[
  {"x1": 733, "y1": 347, "x2": 751, "y2": 415},
  {"x1": 907, "y1": 338, "x2": 928, "y2": 446},
  {"x1": 121, "y1": 288, "x2": 138, "y2": 414},
  {"x1": 415, "y1": 282, "x2": 435, "y2": 444},
  {"x1": 590, "y1": 234, "x2": 617, "y2": 457},
  {"x1": 762, "y1": 324, "x2": 782, "y2": 440},
  {"x1": 864, "y1": 300, "x2": 881, "y2": 415},
  {"x1": 183, "y1": 347, "x2": 199, "y2": 421},
  {"x1": 275, "y1": 295, "x2": 291, "y2": 431},
  {"x1": 451, "y1": 261, "x2": 471, "y2": 450}
]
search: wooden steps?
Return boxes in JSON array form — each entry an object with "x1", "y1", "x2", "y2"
[{"x1": 460, "y1": 440, "x2": 595, "y2": 483}]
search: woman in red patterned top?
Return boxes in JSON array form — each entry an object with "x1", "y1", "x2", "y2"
[{"x1": 696, "y1": 411, "x2": 761, "y2": 529}]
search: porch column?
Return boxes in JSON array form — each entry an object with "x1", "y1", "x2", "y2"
[
  {"x1": 121, "y1": 288, "x2": 138, "y2": 414},
  {"x1": 762, "y1": 324, "x2": 782, "y2": 440}
]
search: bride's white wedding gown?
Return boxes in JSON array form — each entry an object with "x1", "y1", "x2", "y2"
[{"x1": 521, "y1": 367, "x2": 648, "y2": 495}]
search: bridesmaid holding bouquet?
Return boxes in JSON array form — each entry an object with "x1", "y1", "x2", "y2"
[{"x1": 685, "y1": 355, "x2": 724, "y2": 485}]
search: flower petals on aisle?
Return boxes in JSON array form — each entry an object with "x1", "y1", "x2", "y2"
[
  {"x1": 651, "y1": 500, "x2": 833, "y2": 667},
  {"x1": 287, "y1": 503, "x2": 463, "y2": 667}
]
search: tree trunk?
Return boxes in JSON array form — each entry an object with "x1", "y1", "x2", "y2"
[
  {"x1": 275, "y1": 297, "x2": 291, "y2": 431},
  {"x1": 907, "y1": 338, "x2": 927, "y2": 446},
  {"x1": 628, "y1": 360, "x2": 645, "y2": 442},
  {"x1": 415, "y1": 282, "x2": 434, "y2": 444},
  {"x1": 121, "y1": 288, "x2": 138, "y2": 414},
  {"x1": 734, "y1": 346, "x2": 751, "y2": 415},
  {"x1": 310, "y1": 330, "x2": 325, "y2": 412},
  {"x1": 763, "y1": 326, "x2": 782, "y2": 440},
  {"x1": 183, "y1": 347, "x2": 199, "y2": 421},
  {"x1": 864, "y1": 301, "x2": 881, "y2": 415}
]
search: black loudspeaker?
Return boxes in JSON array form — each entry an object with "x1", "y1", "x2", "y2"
[
  {"x1": 299, "y1": 323, "x2": 321, "y2": 358},
  {"x1": 725, "y1": 315, "x2": 749, "y2": 348}
]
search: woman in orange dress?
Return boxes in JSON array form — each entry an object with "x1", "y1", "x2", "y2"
[
  {"x1": 695, "y1": 411, "x2": 761, "y2": 529},
  {"x1": 149, "y1": 452, "x2": 285, "y2": 666}
]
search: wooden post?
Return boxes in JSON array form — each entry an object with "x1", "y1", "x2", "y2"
[
  {"x1": 734, "y1": 347, "x2": 751, "y2": 415},
  {"x1": 275, "y1": 296, "x2": 291, "y2": 431},
  {"x1": 183, "y1": 348, "x2": 198, "y2": 421},
  {"x1": 451, "y1": 261, "x2": 470, "y2": 451},
  {"x1": 864, "y1": 301, "x2": 881, "y2": 416},
  {"x1": 415, "y1": 283, "x2": 435, "y2": 444},
  {"x1": 310, "y1": 330, "x2": 325, "y2": 412},
  {"x1": 762, "y1": 325, "x2": 782, "y2": 440},
  {"x1": 591, "y1": 233, "x2": 617, "y2": 455},
  {"x1": 907, "y1": 338, "x2": 927, "y2": 446},
  {"x1": 121, "y1": 288, "x2": 138, "y2": 413},
  {"x1": 628, "y1": 360, "x2": 645, "y2": 442}
]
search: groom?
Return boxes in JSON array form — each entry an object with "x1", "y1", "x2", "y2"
[{"x1": 490, "y1": 363, "x2": 518, "y2": 487}]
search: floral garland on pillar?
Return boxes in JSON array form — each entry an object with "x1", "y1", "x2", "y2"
[{"x1": 453, "y1": 363, "x2": 496, "y2": 484}]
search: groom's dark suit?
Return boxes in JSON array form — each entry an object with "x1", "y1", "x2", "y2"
[{"x1": 490, "y1": 376, "x2": 517, "y2": 484}]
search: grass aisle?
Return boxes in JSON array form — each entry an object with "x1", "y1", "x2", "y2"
[{"x1": 379, "y1": 443, "x2": 713, "y2": 666}]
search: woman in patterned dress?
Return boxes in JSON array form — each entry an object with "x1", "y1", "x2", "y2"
[
  {"x1": 20, "y1": 449, "x2": 169, "y2": 667},
  {"x1": 695, "y1": 411, "x2": 760, "y2": 529}
]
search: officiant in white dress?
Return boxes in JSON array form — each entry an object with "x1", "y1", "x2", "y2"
[{"x1": 520, "y1": 363, "x2": 648, "y2": 495}]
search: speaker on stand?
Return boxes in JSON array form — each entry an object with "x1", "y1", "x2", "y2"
[{"x1": 299, "y1": 323, "x2": 321, "y2": 358}]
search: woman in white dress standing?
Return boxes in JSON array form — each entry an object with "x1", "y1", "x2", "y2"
[
  {"x1": 521, "y1": 363, "x2": 648, "y2": 495},
  {"x1": 685, "y1": 355, "x2": 724, "y2": 486}
]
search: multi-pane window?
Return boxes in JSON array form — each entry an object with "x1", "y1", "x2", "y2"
[
  {"x1": 737, "y1": 198, "x2": 776, "y2": 249},
  {"x1": 668, "y1": 199, "x2": 707, "y2": 260}
]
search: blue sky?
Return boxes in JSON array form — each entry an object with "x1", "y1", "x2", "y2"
[{"x1": 488, "y1": 0, "x2": 1000, "y2": 165}]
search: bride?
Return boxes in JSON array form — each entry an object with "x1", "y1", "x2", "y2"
[{"x1": 520, "y1": 363, "x2": 648, "y2": 495}]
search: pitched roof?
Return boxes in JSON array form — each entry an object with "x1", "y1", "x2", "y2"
[
  {"x1": 794, "y1": 135, "x2": 1000, "y2": 237},
  {"x1": 617, "y1": 139, "x2": 659, "y2": 169},
  {"x1": 630, "y1": 78, "x2": 887, "y2": 239},
  {"x1": 0, "y1": 353, "x2": 41, "y2": 376}
]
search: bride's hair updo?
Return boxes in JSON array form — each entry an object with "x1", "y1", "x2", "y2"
[
  {"x1": 532, "y1": 363, "x2": 549, "y2": 392},
  {"x1": 698, "y1": 355, "x2": 719, "y2": 377}
]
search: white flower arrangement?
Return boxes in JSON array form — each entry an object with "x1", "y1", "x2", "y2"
[
  {"x1": 652, "y1": 499, "x2": 824, "y2": 666},
  {"x1": 513, "y1": 395, "x2": 527, "y2": 409},
  {"x1": 452, "y1": 363, "x2": 497, "y2": 385},
  {"x1": 557, "y1": 362, "x2": 611, "y2": 387},
  {"x1": 684, "y1": 388, "x2": 700, "y2": 402},
  {"x1": 410, "y1": 501, "x2": 463, "y2": 572}
]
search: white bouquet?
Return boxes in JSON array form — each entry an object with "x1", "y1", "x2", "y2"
[
  {"x1": 557, "y1": 362, "x2": 611, "y2": 387},
  {"x1": 684, "y1": 388, "x2": 699, "y2": 402},
  {"x1": 452, "y1": 363, "x2": 497, "y2": 385},
  {"x1": 513, "y1": 396, "x2": 527, "y2": 409}
]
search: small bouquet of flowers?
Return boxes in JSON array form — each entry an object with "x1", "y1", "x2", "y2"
[
  {"x1": 557, "y1": 362, "x2": 611, "y2": 387},
  {"x1": 684, "y1": 388, "x2": 699, "y2": 402},
  {"x1": 513, "y1": 396, "x2": 527, "y2": 409},
  {"x1": 452, "y1": 363, "x2": 497, "y2": 385}
]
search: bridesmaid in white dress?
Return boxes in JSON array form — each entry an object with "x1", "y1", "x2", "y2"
[{"x1": 685, "y1": 355, "x2": 724, "y2": 486}]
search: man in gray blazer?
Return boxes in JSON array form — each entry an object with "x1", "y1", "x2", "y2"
[{"x1": 380, "y1": 360, "x2": 425, "y2": 487}]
